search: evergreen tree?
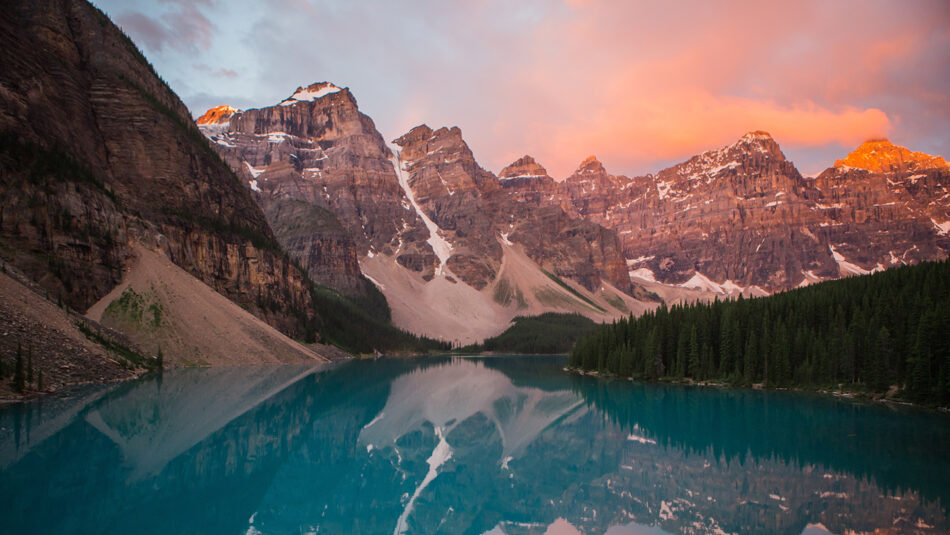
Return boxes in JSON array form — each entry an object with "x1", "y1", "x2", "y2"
[
  {"x1": 688, "y1": 326, "x2": 701, "y2": 378},
  {"x1": 743, "y1": 330, "x2": 757, "y2": 384},
  {"x1": 568, "y1": 259, "x2": 950, "y2": 404},
  {"x1": 870, "y1": 326, "x2": 892, "y2": 393},
  {"x1": 619, "y1": 343, "x2": 634, "y2": 377},
  {"x1": 719, "y1": 310, "x2": 738, "y2": 378},
  {"x1": 675, "y1": 332, "x2": 688, "y2": 378}
]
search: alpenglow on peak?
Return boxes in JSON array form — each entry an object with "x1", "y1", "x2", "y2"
[
  {"x1": 196, "y1": 105, "x2": 237, "y2": 125},
  {"x1": 834, "y1": 139, "x2": 948, "y2": 173}
]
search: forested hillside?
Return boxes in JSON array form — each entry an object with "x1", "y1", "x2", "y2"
[
  {"x1": 569, "y1": 260, "x2": 950, "y2": 405},
  {"x1": 460, "y1": 313, "x2": 598, "y2": 354}
]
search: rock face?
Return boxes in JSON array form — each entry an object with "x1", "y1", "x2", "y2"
[
  {"x1": 199, "y1": 87, "x2": 637, "y2": 308},
  {"x1": 813, "y1": 142, "x2": 950, "y2": 272},
  {"x1": 0, "y1": 0, "x2": 316, "y2": 337},
  {"x1": 391, "y1": 124, "x2": 502, "y2": 289},
  {"x1": 195, "y1": 77, "x2": 950, "y2": 337},
  {"x1": 835, "y1": 139, "x2": 948, "y2": 174},
  {"x1": 554, "y1": 133, "x2": 950, "y2": 292},
  {"x1": 200, "y1": 82, "x2": 435, "y2": 294}
]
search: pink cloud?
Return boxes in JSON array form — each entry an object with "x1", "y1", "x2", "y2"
[
  {"x1": 100, "y1": 0, "x2": 948, "y2": 179},
  {"x1": 537, "y1": 90, "x2": 891, "y2": 178},
  {"x1": 451, "y1": 1, "x2": 945, "y2": 178}
]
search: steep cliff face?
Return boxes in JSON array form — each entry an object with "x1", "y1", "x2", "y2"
[
  {"x1": 835, "y1": 139, "x2": 948, "y2": 174},
  {"x1": 201, "y1": 83, "x2": 436, "y2": 294},
  {"x1": 494, "y1": 156, "x2": 633, "y2": 294},
  {"x1": 554, "y1": 133, "x2": 950, "y2": 293},
  {"x1": 0, "y1": 0, "x2": 315, "y2": 337},
  {"x1": 814, "y1": 140, "x2": 950, "y2": 271},
  {"x1": 199, "y1": 85, "x2": 644, "y2": 342},
  {"x1": 390, "y1": 125, "x2": 637, "y2": 295},
  {"x1": 622, "y1": 132, "x2": 835, "y2": 291},
  {"x1": 391, "y1": 125, "x2": 502, "y2": 289}
]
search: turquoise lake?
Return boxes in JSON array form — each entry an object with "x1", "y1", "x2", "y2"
[{"x1": 0, "y1": 355, "x2": 947, "y2": 534}]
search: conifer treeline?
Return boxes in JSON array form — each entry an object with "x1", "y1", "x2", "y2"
[{"x1": 568, "y1": 260, "x2": 950, "y2": 404}]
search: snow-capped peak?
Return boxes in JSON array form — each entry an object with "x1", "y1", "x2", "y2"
[
  {"x1": 280, "y1": 82, "x2": 342, "y2": 106},
  {"x1": 717, "y1": 130, "x2": 782, "y2": 159},
  {"x1": 656, "y1": 131, "x2": 785, "y2": 191}
]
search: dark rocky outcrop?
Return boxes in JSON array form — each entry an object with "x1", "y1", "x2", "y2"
[{"x1": 0, "y1": 0, "x2": 316, "y2": 337}]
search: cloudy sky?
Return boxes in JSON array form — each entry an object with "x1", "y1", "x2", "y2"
[{"x1": 94, "y1": 0, "x2": 949, "y2": 178}]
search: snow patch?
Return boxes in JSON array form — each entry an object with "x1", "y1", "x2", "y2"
[
  {"x1": 798, "y1": 270, "x2": 822, "y2": 287},
  {"x1": 390, "y1": 144, "x2": 454, "y2": 276},
  {"x1": 931, "y1": 218, "x2": 950, "y2": 236},
  {"x1": 626, "y1": 255, "x2": 655, "y2": 264},
  {"x1": 679, "y1": 272, "x2": 725, "y2": 294},
  {"x1": 244, "y1": 162, "x2": 264, "y2": 178},
  {"x1": 720, "y1": 280, "x2": 745, "y2": 294},
  {"x1": 280, "y1": 84, "x2": 341, "y2": 106},
  {"x1": 629, "y1": 268, "x2": 657, "y2": 283},
  {"x1": 659, "y1": 501, "x2": 673, "y2": 521},
  {"x1": 248, "y1": 180, "x2": 261, "y2": 192},
  {"x1": 266, "y1": 131, "x2": 291, "y2": 144},
  {"x1": 829, "y1": 245, "x2": 870, "y2": 276}
]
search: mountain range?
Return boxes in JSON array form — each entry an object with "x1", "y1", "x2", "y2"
[{"x1": 197, "y1": 83, "x2": 950, "y2": 342}]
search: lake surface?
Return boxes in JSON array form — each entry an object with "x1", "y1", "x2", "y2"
[{"x1": 0, "y1": 356, "x2": 947, "y2": 534}]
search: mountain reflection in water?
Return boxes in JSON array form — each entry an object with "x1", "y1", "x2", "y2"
[{"x1": 0, "y1": 356, "x2": 946, "y2": 535}]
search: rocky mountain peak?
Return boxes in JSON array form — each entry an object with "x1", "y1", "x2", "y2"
[
  {"x1": 733, "y1": 130, "x2": 785, "y2": 160},
  {"x1": 393, "y1": 124, "x2": 434, "y2": 148},
  {"x1": 576, "y1": 155, "x2": 606, "y2": 175},
  {"x1": 196, "y1": 105, "x2": 237, "y2": 125},
  {"x1": 279, "y1": 82, "x2": 344, "y2": 107},
  {"x1": 430, "y1": 126, "x2": 465, "y2": 144},
  {"x1": 660, "y1": 131, "x2": 788, "y2": 188},
  {"x1": 499, "y1": 155, "x2": 548, "y2": 180},
  {"x1": 741, "y1": 130, "x2": 773, "y2": 141},
  {"x1": 834, "y1": 139, "x2": 948, "y2": 173}
]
